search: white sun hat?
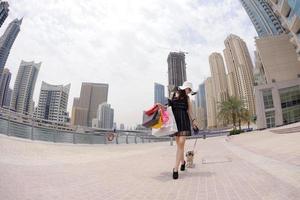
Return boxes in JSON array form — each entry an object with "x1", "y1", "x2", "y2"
[{"x1": 178, "y1": 81, "x2": 194, "y2": 92}]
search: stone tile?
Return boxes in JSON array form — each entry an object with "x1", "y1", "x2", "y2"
[{"x1": 0, "y1": 129, "x2": 300, "y2": 200}]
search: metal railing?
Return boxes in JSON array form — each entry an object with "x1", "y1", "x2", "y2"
[
  {"x1": 0, "y1": 107, "x2": 175, "y2": 144},
  {"x1": 0, "y1": 107, "x2": 226, "y2": 145}
]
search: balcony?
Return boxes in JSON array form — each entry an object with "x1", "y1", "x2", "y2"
[
  {"x1": 288, "y1": 14, "x2": 300, "y2": 33},
  {"x1": 279, "y1": 0, "x2": 291, "y2": 17},
  {"x1": 269, "y1": 0, "x2": 278, "y2": 4}
]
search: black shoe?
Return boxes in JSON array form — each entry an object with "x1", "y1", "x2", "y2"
[
  {"x1": 173, "y1": 168, "x2": 178, "y2": 179},
  {"x1": 180, "y1": 160, "x2": 186, "y2": 171}
]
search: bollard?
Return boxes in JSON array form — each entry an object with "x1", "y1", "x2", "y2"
[
  {"x1": 170, "y1": 137, "x2": 173, "y2": 146},
  {"x1": 73, "y1": 133, "x2": 76, "y2": 144},
  {"x1": 53, "y1": 132, "x2": 56, "y2": 143},
  {"x1": 104, "y1": 134, "x2": 107, "y2": 144},
  {"x1": 134, "y1": 135, "x2": 137, "y2": 144},
  {"x1": 7, "y1": 110, "x2": 10, "y2": 136},
  {"x1": 31, "y1": 121, "x2": 34, "y2": 140},
  {"x1": 116, "y1": 134, "x2": 119, "y2": 144}
]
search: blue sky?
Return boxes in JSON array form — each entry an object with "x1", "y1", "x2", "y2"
[{"x1": 3, "y1": 0, "x2": 257, "y2": 127}]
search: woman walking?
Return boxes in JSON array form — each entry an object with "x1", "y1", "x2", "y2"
[{"x1": 159, "y1": 81, "x2": 196, "y2": 179}]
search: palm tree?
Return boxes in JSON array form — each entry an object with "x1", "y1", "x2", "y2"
[
  {"x1": 218, "y1": 96, "x2": 249, "y2": 130},
  {"x1": 240, "y1": 108, "x2": 251, "y2": 129}
]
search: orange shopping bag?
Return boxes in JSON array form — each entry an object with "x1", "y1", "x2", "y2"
[{"x1": 152, "y1": 111, "x2": 163, "y2": 129}]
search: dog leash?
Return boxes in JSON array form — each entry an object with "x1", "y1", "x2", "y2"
[{"x1": 192, "y1": 138, "x2": 198, "y2": 152}]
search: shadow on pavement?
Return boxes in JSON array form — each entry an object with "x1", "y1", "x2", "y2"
[{"x1": 152, "y1": 171, "x2": 214, "y2": 182}]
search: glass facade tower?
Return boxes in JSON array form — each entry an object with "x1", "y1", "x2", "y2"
[{"x1": 240, "y1": 0, "x2": 285, "y2": 37}]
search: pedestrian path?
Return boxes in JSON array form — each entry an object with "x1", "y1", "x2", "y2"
[{"x1": 0, "y1": 129, "x2": 299, "y2": 200}]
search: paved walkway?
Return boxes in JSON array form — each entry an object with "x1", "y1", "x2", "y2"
[{"x1": 0, "y1": 128, "x2": 300, "y2": 200}]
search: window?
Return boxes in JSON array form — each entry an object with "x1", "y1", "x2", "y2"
[
  {"x1": 265, "y1": 111, "x2": 275, "y2": 128},
  {"x1": 280, "y1": 86, "x2": 300, "y2": 124},
  {"x1": 263, "y1": 89, "x2": 274, "y2": 109}
]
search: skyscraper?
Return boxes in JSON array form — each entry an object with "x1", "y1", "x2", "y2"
[
  {"x1": 195, "y1": 83, "x2": 207, "y2": 129},
  {"x1": 197, "y1": 84, "x2": 206, "y2": 109},
  {"x1": 253, "y1": 51, "x2": 267, "y2": 86},
  {"x1": 205, "y1": 77, "x2": 217, "y2": 128},
  {"x1": 0, "y1": 67, "x2": 10, "y2": 107},
  {"x1": 0, "y1": 1, "x2": 9, "y2": 28},
  {"x1": 209, "y1": 53, "x2": 228, "y2": 101},
  {"x1": 154, "y1": 82, "x2": 166, "y2": 105},
  {"x1": 96, "y1": 103, "x2": 114, "y2": 129},
  {"x1": 239, "y1": 0, "x2": 285, "y2": 37},
  {"x1": 167, "y1": 52, "x2": 187, "y2": 94},
  {"x1": 3, "y1": 87, "x2": 11, "y2": 107},
  {"x1": 71, "y1": 83, "x2": 108, "y2": 127},
  {"x1": 254, "y1": 34, "x2": 300, "y2": 128},
  {"x1": 266, "y1": 0, "x2": 300, "y2": 60},
  {"x1": 209, "y1": 52, "x2": 229, "y2": 126},
  {"x1": 10, "y1": 60, "x2": 41, "y2": 115},
  {"x1": 223, "y1": 34, "x2": 256, "y2": 116},
  {"x1": 35, "y1": 81, "x2": 71, "y2": 122},
  {"x1": 0, "y1": 18, "x2": 22, "y2": 77}
]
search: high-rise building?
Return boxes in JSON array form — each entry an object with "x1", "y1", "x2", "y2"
[
  {"x1": 254, "y1": 34, "x2": 300, "y2": 129},
  {"x1": 226, "y1": 73, "x2": 236, "y2": 97},
  {"x1": 239, "y1": 0, "x2": 285, "y2": 37},
  {"x1": 10, "y1": 60, "x2": 41, "y2": 115},
  {"x1": 35, "y1": 81, "x2": 70, "y2": 122},
  {"x1": 71, "y1": 83, "x2": 108, "y2": 127},
  {"x1": 197, "y1": 83, "x2": 206, "y2": 110},
  {"x1": 3, "y1": 86, "x2": 11, "y2": 107},
  {"x1": 0, "y1": 1, "x2": 9, "y2": 28},
  {"x1": 255, "y1": 34, "x2": 300, "y2": 83},
  {"x1": 0, "y1": 18, "x2": 22, "y2": 77},
  {"x1": 266, "y1": 0, "x2": 300, "y2": 60},
  {"x1": 154, "y1": 82, "x2": 166, "y2": 105},
  {"x1": 209, "y1": 52, "x2": 229, "y2": 127},
  {"x1": 204, "y1": 77, "x2": 217, "y2": 128},
  {"x1": 167, "y1": 52, "x2": 187, "y2": 94},
  {"x1": 0, "y1": 67, "x2": 10, "y2": 107},
  {"x1": 253, "y1": 51, "x2": 267, "y2": 86},
  {"x1": 223, "y1": 34, "x2": 256, "y2": 116},
  {"x1": 195, "y1": 83, "x2": 207, "y2": 129},
  {"x1": 92, "y1": 103, "x2": 114, "y2": 129}
]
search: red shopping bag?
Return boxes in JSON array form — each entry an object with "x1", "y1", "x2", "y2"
[{"x1": 145, "y1": 105, "x2": 159, "y2": 116}]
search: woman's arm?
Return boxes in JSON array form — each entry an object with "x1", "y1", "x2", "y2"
[{"x1": 155, "y1": 102, "x2": 168, "y2": 109}]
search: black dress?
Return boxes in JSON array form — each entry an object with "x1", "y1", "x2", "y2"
[{"x1": 168, "y1": 97, "x2": 191, "y2": 137}]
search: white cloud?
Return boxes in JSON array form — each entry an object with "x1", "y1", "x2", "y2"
[{"x1": 4, "y1": 0, "x2": 257, "y2": 127}]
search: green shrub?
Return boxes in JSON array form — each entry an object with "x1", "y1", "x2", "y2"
[{"x1": 229, "y1": 129, "x2": 243, "y2": 135}]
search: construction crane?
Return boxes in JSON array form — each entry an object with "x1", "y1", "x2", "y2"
[{"x1": 156, "y1": 45, "x2": 189, "y2": 55}]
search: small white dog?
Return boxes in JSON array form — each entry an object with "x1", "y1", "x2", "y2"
[{"x1": 186, "y1": 150, "x2": 195, "y2": 168}]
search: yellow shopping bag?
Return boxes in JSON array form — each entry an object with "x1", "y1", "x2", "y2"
[{"x1": 152, "y1": 111, "x2": 163, "y2": 129}]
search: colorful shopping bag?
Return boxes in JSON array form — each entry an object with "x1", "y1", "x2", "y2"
[
  {"x1": 160, "y1": 107, "x2": 169, "y2": 124},
  {"x1": 145, "y1": 105, "x2": 159, "y2": 116},
  {"x1": 152, "y1": 107, "x2": 178, "y2": 137},
  {"x1": 142, "y1": 109, "x2": 160, "y2": 128},
  {"x1": 152, "y1": 113, "x2": 163, "y2": 129}
]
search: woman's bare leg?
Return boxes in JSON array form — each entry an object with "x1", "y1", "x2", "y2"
[
  {"x1": 179, "y1": 136, "x2": 186, "y2": 164},
  {"x1": 174, "y1": 136, "x2": 186, "y2": 170},
  {"x1": 174, "y1": 136, "x2": 180, "y2": 171}
]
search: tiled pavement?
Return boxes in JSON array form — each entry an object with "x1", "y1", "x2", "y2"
[{"x1": 0, "y1": 129, "x2": 300, "y2": 200}]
